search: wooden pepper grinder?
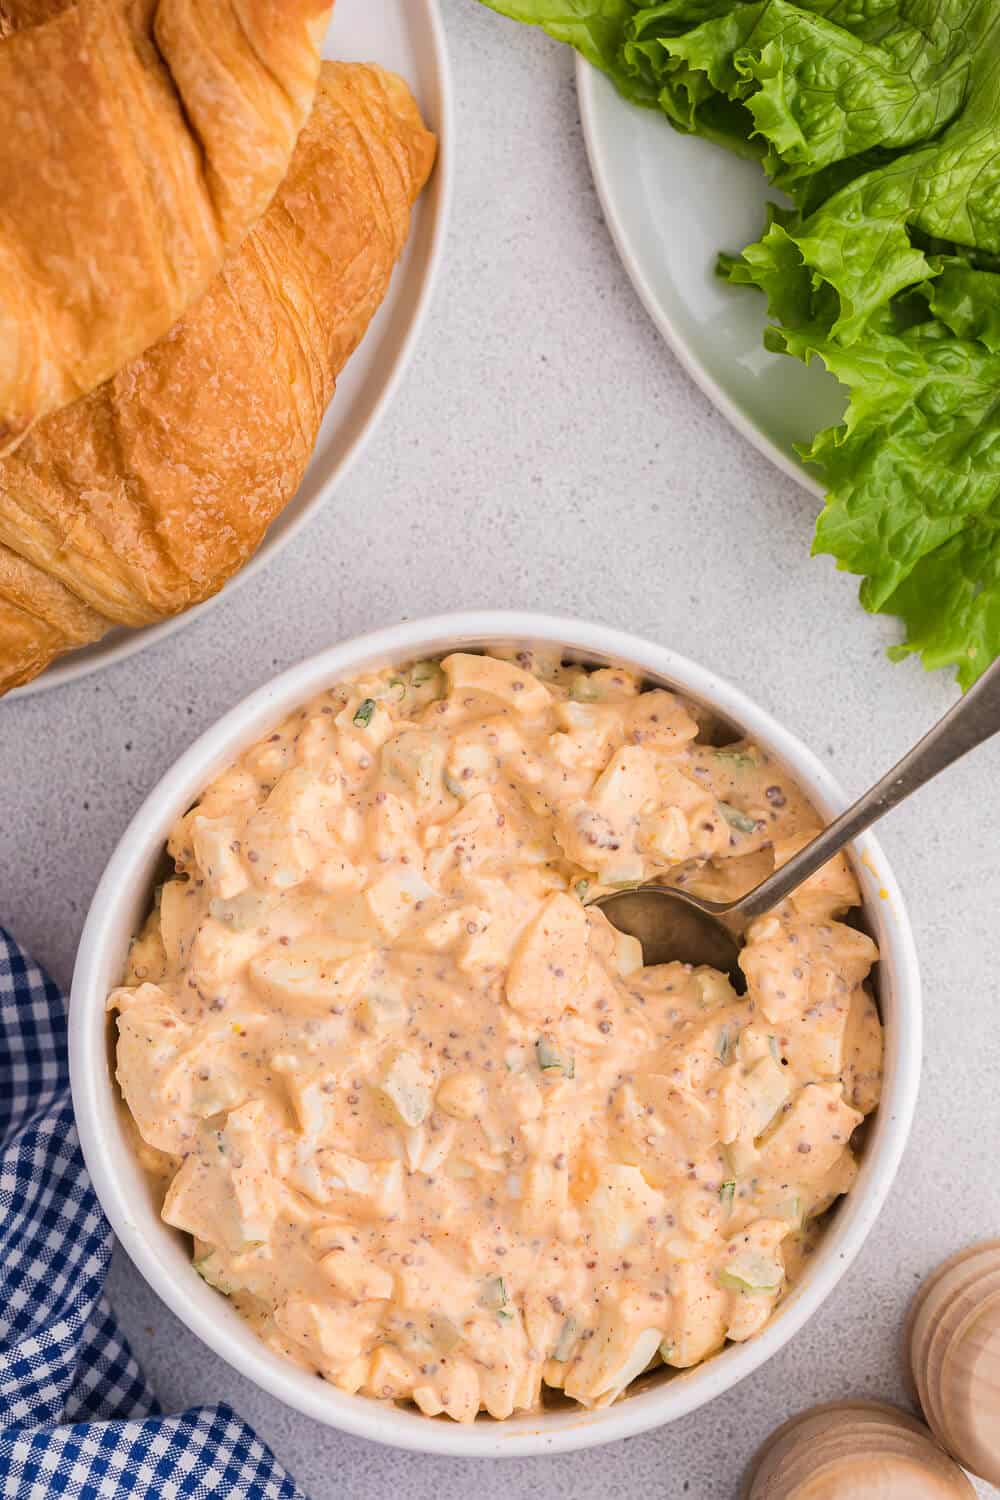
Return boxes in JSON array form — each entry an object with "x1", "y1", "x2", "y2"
[
  {"x1": 908, "y1": 1239, "x2": 1000, "y2": 1488},
  {"x1": 743, "y1": 1400, "x2": 975, "y2": 1497}
]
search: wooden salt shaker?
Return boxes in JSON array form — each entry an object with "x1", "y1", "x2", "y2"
[
  {"x1": 908, "y1": 1239, "x2": 1000, "y2": 1487},
  {"x1": 743, "y1": 1399, "x2": 974, "y2": 1498}
]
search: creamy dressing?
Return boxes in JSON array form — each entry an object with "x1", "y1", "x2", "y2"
[{"x1": 112, "y1": 650, "x2": 882, "y2": 1421}]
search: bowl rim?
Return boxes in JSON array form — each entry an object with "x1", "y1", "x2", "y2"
[{"x1": 69, "y1": 610, "x2": 922, "y2": 1457}]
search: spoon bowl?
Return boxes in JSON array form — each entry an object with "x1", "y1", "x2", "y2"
[
  {"x1": 598, "y1": 653, "x2": 1000, "y2": 973},
  {"x1": 595, "y1": 886, "x2": 743, "y2": 981}
]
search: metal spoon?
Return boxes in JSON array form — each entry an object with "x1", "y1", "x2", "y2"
[{"x1": 596, "y1": 655, "x2": 1000, "y2": 983}]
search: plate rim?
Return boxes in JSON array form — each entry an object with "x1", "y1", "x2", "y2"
[
  {"x1": 575, "y1": 55, "x2": 823, "y2": 502},
  {"x1": 11, "y1": 0, "x2": 455, "y2": 701}
]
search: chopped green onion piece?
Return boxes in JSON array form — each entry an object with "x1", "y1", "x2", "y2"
[
  {"x1": 410, "y1": 661, "x2": 439, "y2": 686},
  {"x1": 497, "y1": 1308, "x2": 514, "y2": 1322},
  {"x1": 193, "y1": 1253, "x2": 233, "y2": 1296},
  {"x1": 535, "y1": 1038, "x2": 574, "y2": 1077},
  {"x1": 715, "y1": 1027, "x2": 731, "y2": 1065},
  {"x1": 660, "y1": 1340, "x2": 676, "y2": 1362},
  {"x1": 720, "y1": 1179, "x2": 736, "y2": 1213},
  {"x1": 573, "y1": 878, "x2": 590, "y2": 901},
  {"x1": 569, "y1": 671, "x2": 598, "y2": 701},
  {"x1": 388, "y1": 677, "x2": 406, "y2": 701},
  {"x1": 353, "y1": 698, "x2": 376, "y2": 728},
  {"x1": 713, "y1": 748, "x2": 756, "y2": 768},
  {"x1": 719, "y1": 802, "x2": 758, "y2": 834},
  {"x1": 719, "y1": 1268, "x2": 781, "y2": 1294},
  {"x1": 481, "y1": 1275, "x2": 508, "y2": 1311},
  {"x1": 552, "y1": 1315, "x2": 580, "y2": 1362},
  {"x1": 428, "y1": 1314, "x2": 463, "y2": 1352},
  {"x1": 718, "y1": 1252, "x2": 782, "y2": 1294},
  {"x1": 536, "y1": 1038, "x2": 561, "y2": 1071}
]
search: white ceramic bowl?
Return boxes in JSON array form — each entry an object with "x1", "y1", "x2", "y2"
[
  {"x1": 13, "y1": 0, "x2": 454, "y2": 700},
  {"x1": 70, "y1": 612, "x2": 921, "y2": 1457}
]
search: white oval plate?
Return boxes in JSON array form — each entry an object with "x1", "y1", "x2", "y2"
[
  {"x1": 13, "y1": 0, "x2": 453, "y2": 699},
  {"x1": 71, "y1": 611, "x2": 920, "y2": 1457},
  {"x1": 576, "y1": 57, "x2": 842, "y2": 497}
]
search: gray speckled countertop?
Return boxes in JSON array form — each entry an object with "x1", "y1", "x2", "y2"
[{"x1": 1, "y1": 4, "x2": 998, "y2": 1496}]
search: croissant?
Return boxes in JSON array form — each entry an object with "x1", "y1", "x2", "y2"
[
  {"x1": 0, "y1": 61, "x2": 437, "y2": 695},
  {"x1": 0, "y1": 0, "x2": 334, "y2": 450},
  {"x1": 0, "y1": 0, "x2": 70, "y2": 34}
]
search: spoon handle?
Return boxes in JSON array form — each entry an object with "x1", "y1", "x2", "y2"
[{"x1": 738, "y1": 655, "x2": 1000, "y2": 921}]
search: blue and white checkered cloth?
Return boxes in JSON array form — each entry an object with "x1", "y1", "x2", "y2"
[{"x1": 0, "y1": 926, "x2": 310, "y2": 1499}]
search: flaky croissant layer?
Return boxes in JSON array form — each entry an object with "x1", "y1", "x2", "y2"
[
  {"x1": 0, "y1": 62, "x2": 437, "y2": 696},
  {"x1": 0, "y1": 0, "x2": 334, "y2": 450}
]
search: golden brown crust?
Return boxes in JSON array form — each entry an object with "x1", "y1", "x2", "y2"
[
  {"x1": 0, "y1": 545, "x2": 107, "y2": 692},
  {"x1": 0, "y1": 0, "x2": 72, "y2": 38},
  {"x1": 0, "y1": 62, "x2": 436, "y2": 695},
  {"x1": 0, "y1": 0, "x2": 333, "y2": 450}
]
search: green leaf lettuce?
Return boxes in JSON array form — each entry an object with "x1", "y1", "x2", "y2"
[{"x1": 477, "y1": 0, "x2": 1000, "y2": 685}]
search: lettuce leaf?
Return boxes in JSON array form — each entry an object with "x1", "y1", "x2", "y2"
[
  {"x1": 763, "y1": 270, "x2": 1000, "y2": 689},
  {"x1": 725, "y1": 76, "x2": 1000, "y2": 341},
  {"x1": 784, "y1": 316, "x2": 1000, "y2": 599},
  {"x1": 884, "y1": 526, "x2": 1000, "y2": 685},
  {"x1": 925, "y1": 258, "x2": 1000, "y2": 351},
  {"x1": 479, "y1": 0, "x2": 1000, "y2": 683},
  {"x1": 653, "y1": 0, "x2": 980, "y2": 188}
]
